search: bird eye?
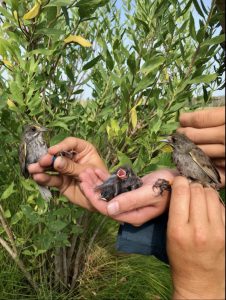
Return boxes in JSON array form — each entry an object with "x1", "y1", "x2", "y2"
[
  {"x1": 172, "y1": 136, "x2": 176, "y2": 142},
  {"x1": 31, "y1": 126, "x2": 36, "y2": 132}
]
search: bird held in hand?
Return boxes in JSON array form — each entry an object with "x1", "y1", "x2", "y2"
[
  {"x1": 154, "y1": 132, "x2": 221, "y2": 194},
  {"x1": 95, "y1": 166, "x2": 143, "y2": 201},
  {"x1": 19, "y1": 124, "x2": 52, "y2": 201}
]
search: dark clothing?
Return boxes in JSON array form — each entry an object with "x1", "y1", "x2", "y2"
[{"x1": 116, "y1": 213, "x2": 169, "y2": 264}]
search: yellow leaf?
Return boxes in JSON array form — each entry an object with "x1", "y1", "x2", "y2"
[
  {"x1": 3, "y1": 59, "x2": 12, "y2": 67},
  {"x1": 7, "y1": 99, "x2": 16, "y2": 108},
  {"x1": 130, "y1": 107, "x2": 137, "y2": 129},
  {"x1": 64, "y1": 35, "x2": 92, "y2": 47},
  {"x1": 161, "y1": 144, "x2": 173, "y2": 153},
  {"x1": 23, "y1": 2, "x2": 41, "y2": 20},
  {"x1": 13, "y1": 10, "x2": 18, "y2": 21}
]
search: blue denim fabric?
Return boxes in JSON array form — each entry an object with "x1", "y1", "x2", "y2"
[{"x1": 116, "y1": 213, "x2": 169, "y2": 264}]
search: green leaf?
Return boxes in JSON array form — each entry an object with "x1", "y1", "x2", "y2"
[
  {"x1": 62, "y1": 6, "x2": 70, "y2": 27},
  {"x1": 189, "y1": 12, "x2": 196, "y2": 40},
  {"x1": 133, "y1": 75, "x2": 155, "y2": 95},
  {"x1": 192, "y1": 0, "x2": 205, "y2": 18},
  {"x1": 46, "y1": 0, "x2": 73, "y2": 6},
  {"x1": 48, "y1": 219, "x2": 67, "y2": 231},
  {"x1": 130, "y1": 107, "x2": 137, "y2": 129},
  {"x1": 82, "y1": 55, "x2": 102, "y2": 70},
  {"x1": 106, "y1": 49, "x2": 114, "y2": 71},
  {"x1": 49, "y1": 121, "x2": 69, "y2": 131},
  {"x1": 11, "y1": 211, "x2": 24, "y2": 226},
  {"x1": 4, "y1": 209, "x2": 11, "y2": 218},
  {"x1": 1, "y1": 182, "x2": 15, "y2": 200},
  {"x1": 141, "y1": 56, "x2": 165, "y2": 75},
  {"x1": 189, "y1": 73, "x2": 218, "y2": 84},
  {"x1": 201, "y1": 34, "x2": 225, "y2": 47},
  {"x1": 127, "y1": 52, "x2": 136, "y2": 74}
]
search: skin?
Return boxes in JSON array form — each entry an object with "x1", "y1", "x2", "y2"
[{"x1": 168, "y1": 177, "x2": 225, "y2": 300}]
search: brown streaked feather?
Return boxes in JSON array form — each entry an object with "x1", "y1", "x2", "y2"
[
  {"x1": 19, "y1": 141, "x2": 29, "y2": 178},
  {"x1": 189, "y1": 147, "x2": 221, "y2": 185}
]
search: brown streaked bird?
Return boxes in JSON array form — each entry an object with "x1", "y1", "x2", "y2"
[
  {"x1": 153, "y1": 132, "x2": 221, "y2": 194},
  {"x1": 19, "y1": 124, "x2": 52, "y2": 202}
]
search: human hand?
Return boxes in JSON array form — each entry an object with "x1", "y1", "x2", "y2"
[
  {"x1": 178, "y1": 106, "x2": 225, "y2": 186},
  {"x1": 167, "y1": 176, "x2": 225, "y2": 300},
  {"x1": 79, "y1": 168, "x2": 177, "y2": 226},
  {"x1": 28, "y1": 137, "x2": 107, "y2": 210}
]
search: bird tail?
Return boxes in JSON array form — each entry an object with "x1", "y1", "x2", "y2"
[{"x1": 38, "y1": 185, "x2": 52, "y2": 202}]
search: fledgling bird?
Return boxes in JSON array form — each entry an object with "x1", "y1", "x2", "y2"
[
  {"x1": 153, "y1": 132, "x2": 221, "y2": 194},
  {"x1": 19, "y1": 124, "x2": 52, "y2": 202},
  {"x1": 95, "y1": 166, "x2": 143, "y2": 201}
]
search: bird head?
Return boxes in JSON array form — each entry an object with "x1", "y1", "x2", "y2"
[
  {"x1": 160, "y1": 132, "x2": 194, "y2": 153},
  {"x1": 23, "y1": 125, "x2": 48, "y2": 142}
]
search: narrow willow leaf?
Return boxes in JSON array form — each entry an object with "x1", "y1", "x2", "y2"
[
  {"x1": 130, "y1": 107, "x2": 137, "y2": 129},
  {"x1": 141, "y1": 56, "x2": 165, "y2": 75},
  {"x1": 189, "y1": 73, "x2": 218, "y2": 84},
  {"x1": 64, "y1": 35, "x2": 92, "y2": 47},
  {"x1": 23, "y1": 2, "x2": 41, "y2": 20},
  {"x1": 192, "y1": 0, "x2": 205, "y2": 18},
  {"x1": 189, "y1": 12, "x2": 196, "y2": 40},
  {"x1": 127, "y1": 52, "x2": 136, "y2": 74},
  {"x1": 82, "y1": 55, "x2": 102, "y2": 70},
  {"x1": 201, "y1": 34, "x2": 225, "y2": 47},
  {"x1": 46, "y1": 0, "x2": 72, "y2": 6}
]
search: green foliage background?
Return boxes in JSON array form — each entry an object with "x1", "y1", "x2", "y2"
[{"x1": 0, "y1": 0, "x2": 224, "y2": 298}]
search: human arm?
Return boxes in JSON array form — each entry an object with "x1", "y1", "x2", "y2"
[{"x1": 167, "y1": 176, "x2": 225, "y2": 299}]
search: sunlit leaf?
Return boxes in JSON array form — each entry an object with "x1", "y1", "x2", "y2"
[
  {"x1": 64, "y1": 35, "x2": 92, "y2": 47},
  {"x1": 23, "y1": 2, "x2": 41, "y2": 20}
]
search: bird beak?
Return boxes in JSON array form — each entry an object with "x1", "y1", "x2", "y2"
[
  {"x1": 159, "y1": 136, "x2": 173, "y2": 146},
  {"x1": 39, "y1": 126, "x2": 48, "y2": 132},
  {"x1": 117, "y1": 168, "x2": 128, "y2": 179}
]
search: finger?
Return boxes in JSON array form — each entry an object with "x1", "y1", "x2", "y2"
[
  {"x1": 33, "y1": 173, "x2": 63, "y2": 188},
  {"x1": 106, "y1": 185, "x2": 169, "y2": 216},
  {"x1": 189, "y1": 183, "x2": 208, "y2": 225},
  {"x1": 38, "y1": 153, "x2": 55, "y2": 168},
  {"x1": 179, "y1": 107, "x2": 225, "y2": 128},
  {"x1": 218, "y1": 167, "x2": 225, "y2": 186},
  {"x1": 198, "y1": 144, "x2": 225, "y2": 158},
  {"x1": 205, "y1": 187, "x2": 224, "y2": 225},
  {"x1": 28, "y1": 163, "x2": 45, "y2": 174},
  {"x1": 168, "y1": 176, "x2": 190, "y2": 226},
  {"x1": 213, "y1": 158, "x2": 225, "y2": 168},
  {"x1": 177, "y1": 125, "x2": 225, "y2": 145},
  {"x1": 53, "y1": 156, "x2": 93, "y2": 176},
  {"x1": 48, "y1": 137, "x2": 93, "y2": 156},
  {"x1": 94, "y1": 168, "x2": 111, "y2": 182}
]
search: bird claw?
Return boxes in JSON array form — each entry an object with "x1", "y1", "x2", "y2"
[{"x1": 153, "y1": 178, "x2": 171, "y2": 196}]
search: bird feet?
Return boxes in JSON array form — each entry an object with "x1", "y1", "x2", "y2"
[{"x1": 153, "y1": 178, "x2": 171, "y2": 195}]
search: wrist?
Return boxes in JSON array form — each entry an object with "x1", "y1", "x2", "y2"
[{"x1": 173, "y1": 282, "x2": 225, "y2": 300}]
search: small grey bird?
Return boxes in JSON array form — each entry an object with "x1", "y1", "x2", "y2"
[
  {"x1": 95, "y1": 166, "x2": 143, "y2": 201},
  {"x1": 153, "y1": 132, "x2": 221, "y2": 194},
  {"x1": 19, "y1": 124, "x2": 52, "y2": 201}
]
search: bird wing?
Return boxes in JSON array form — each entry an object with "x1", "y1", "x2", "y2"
[
  {"x1": 19, "y1": 141, "x2": 29, "y2": 178},
  {"x1": 189, "y1": 147, "x2": 221, "y2": 185}
]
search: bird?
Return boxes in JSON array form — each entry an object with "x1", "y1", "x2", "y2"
[
  {"x1": 19, "y1": 124, "x2": 52, "y2": 202},
  {"x1": 153, "y1": 132, "x2": 221, "y2": 194},
  {"x1": 95, "y1": 166, "x2": 143, "y2": 201}
]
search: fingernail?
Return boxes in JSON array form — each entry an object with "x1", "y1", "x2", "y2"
[
  {"x1": 54, "y1": 157, "x2": 66, "y2": 170},
  {"x1": 107, "y1": 202, "x2": 119, "y2": 215}
]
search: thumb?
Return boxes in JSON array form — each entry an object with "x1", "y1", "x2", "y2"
[{"x1": 54, "y1": 156, "x2": 92, "y2": 176}]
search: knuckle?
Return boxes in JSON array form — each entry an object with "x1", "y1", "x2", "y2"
[
  {"x1": 193, "y1": 227, "x2": 208, "y2": 248},
  {"x1": 168, "y1": 226, "x2": 185, "y2": 244}
]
